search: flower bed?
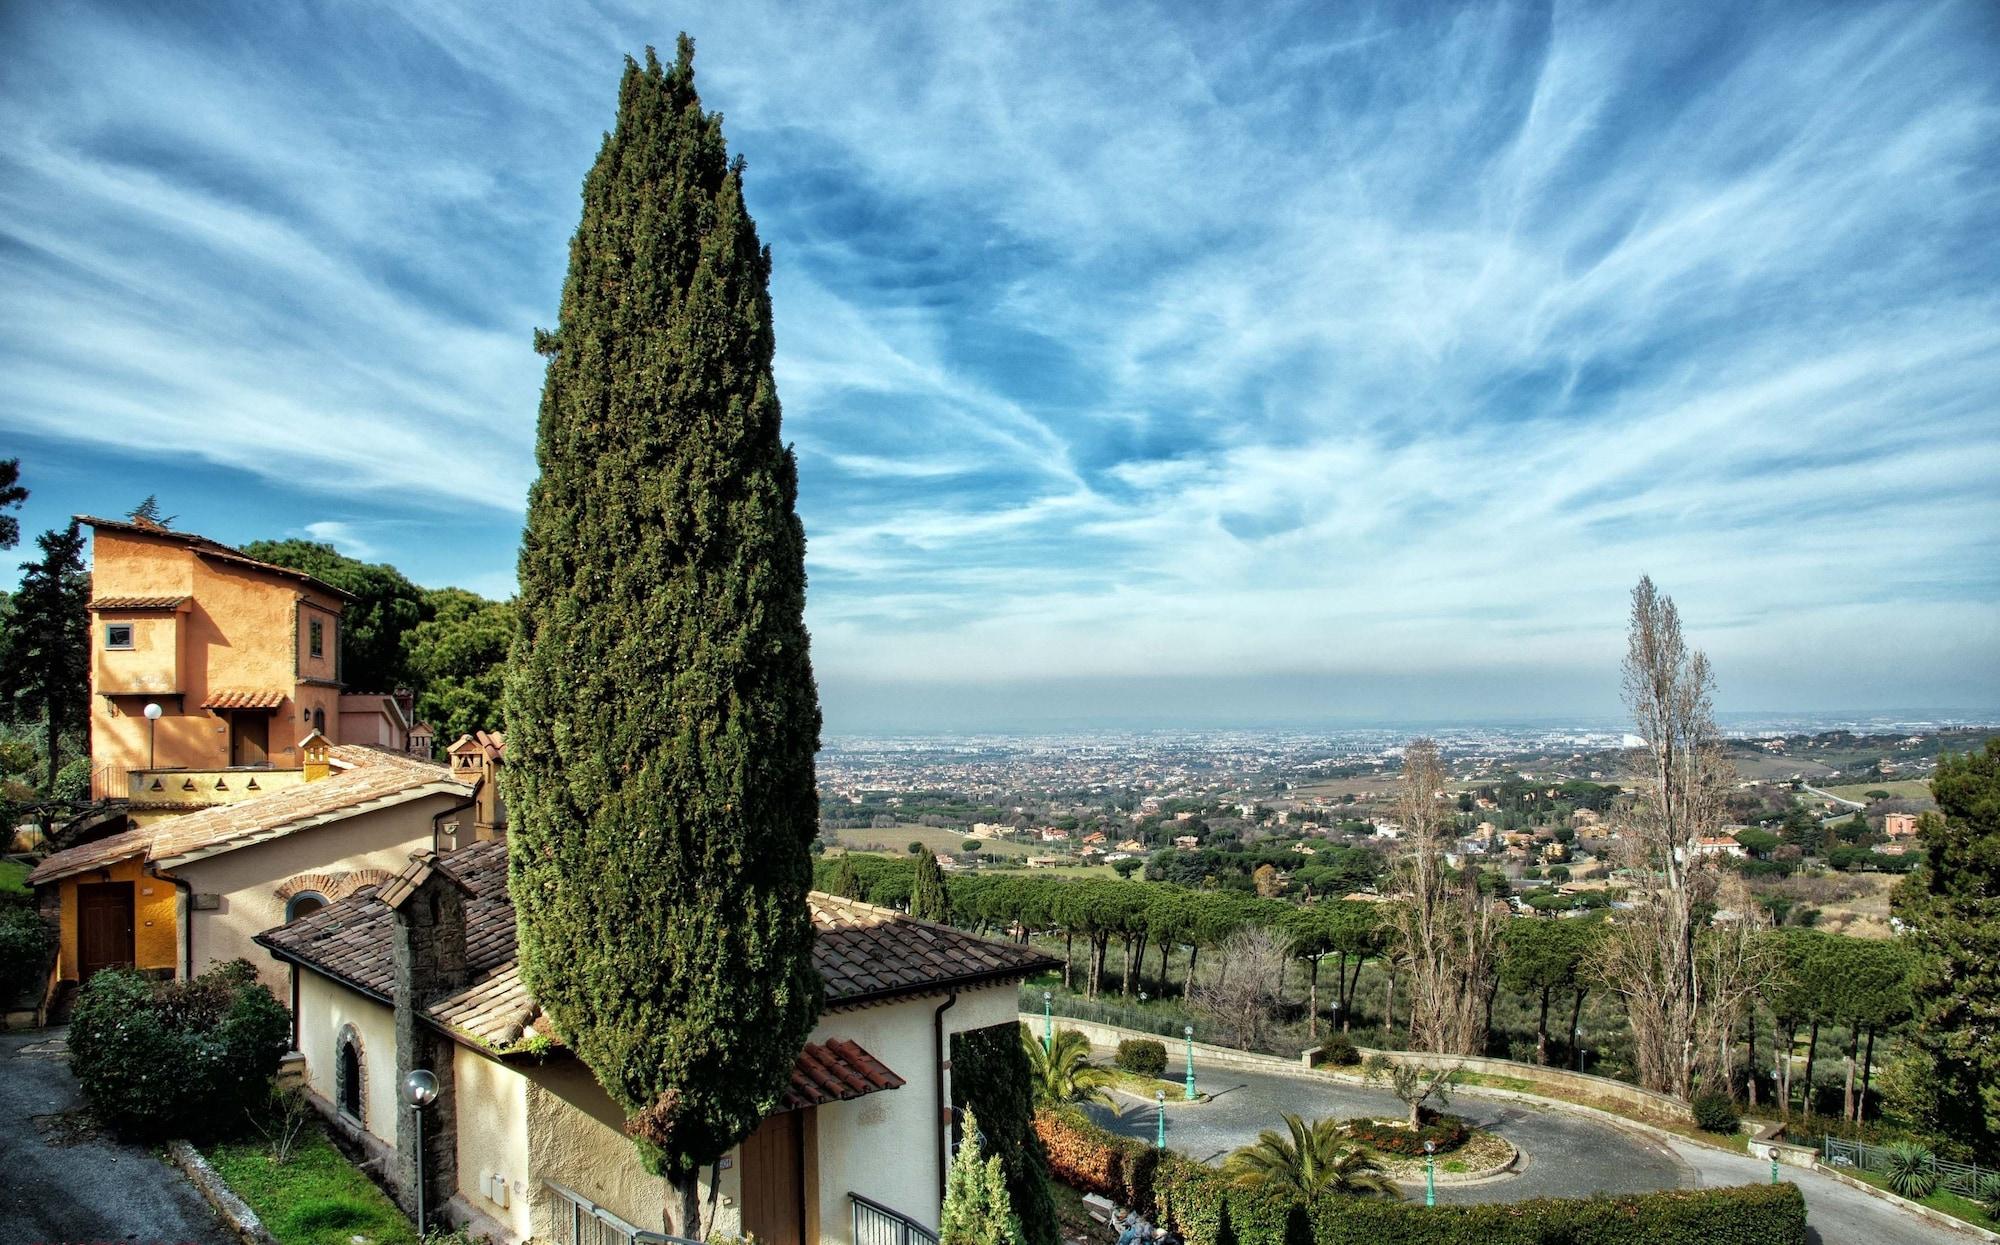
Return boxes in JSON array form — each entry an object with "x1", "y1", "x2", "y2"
[{"x1": 1344, "y1": 1114, "x2": 1469, "y2": 1156}]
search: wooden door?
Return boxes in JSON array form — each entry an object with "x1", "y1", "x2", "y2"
[
  {"x1": 77, "y1": 882, "x2": 135, "y2": 978},
  {"x1": 231, "y1": 713, "x2": 269, "y2": 766},
  {"x1": 739, "y1": 1109, "x2": 805, "y2": 1245}
]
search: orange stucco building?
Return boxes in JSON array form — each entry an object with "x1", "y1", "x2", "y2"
[{"x1": 84, "y1": 515, "x2": 355, "y2": 801}]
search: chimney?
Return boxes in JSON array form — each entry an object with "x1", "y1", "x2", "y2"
[
  {"x1": 300, "y1": 730, "x2": 331, "y2": 782},
  {"x1": 385, "y1": 852, "x2": 470, "y2": 1222}
]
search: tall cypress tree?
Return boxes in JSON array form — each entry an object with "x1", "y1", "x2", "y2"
[
  {"x1": 911, "y1": 848, "x2": 951, "y2": 922},
  {"x1": 503, "y1": 38, "x2": 821, "y2": 1233}
]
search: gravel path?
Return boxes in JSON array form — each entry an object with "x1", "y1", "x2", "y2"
[{"x1": 1079, "y1": 1053, "x2": 1976, "y2": 1244}]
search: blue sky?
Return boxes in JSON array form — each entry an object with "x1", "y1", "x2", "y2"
[{"x1": 3, "y1": 1, "x2": 1997, "y2": 732}]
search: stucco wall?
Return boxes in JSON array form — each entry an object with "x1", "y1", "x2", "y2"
[
  {"x1": 55, "y1": 856, "x2": 179, "y2": 979},
  {"x1": 174, "y1": 792, "x2": 450, "y2": 998},
  {"x1": 455, "y1": 1044, "x2": 534, "y2": 1239},
  {"x1": 523, "y1": 1057, "x2": 686, "y2": 1240},
  {"x1": 86, "y1": 524, "x2": 348, "y2": 795},
  {"x1": 297, "y1": 970, "x2": 399, "y2": 1144},
  {"x1": 812, "y1": 983, "x2": 1020, "y2": 1243}
]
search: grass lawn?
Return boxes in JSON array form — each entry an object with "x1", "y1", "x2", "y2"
[
  {"x1": 1839, "y1": 1165, "x2": 1999, "y2": 1232},
  {"x1": 206, "y1": 1125, "x2": 416, "y2": 1245},
  {"x1": 1823, "y1": 779, "x2": 1933, "y2": 803},
  {"x1": 1101, "y1": 1067, "x2": 1193, "y2": 1103},
  {"x1": 0, "y1": 859, "x2": 28, "y2": 897},
  {"x1": 1444, "y1": 1070, "x2": 1750, "y2": 1154}
]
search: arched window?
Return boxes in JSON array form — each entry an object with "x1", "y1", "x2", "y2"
[
  {"x1": 285, "y1": 892, "x2": 327, "y2": 921},
  {"x1": 336, "y1": 1025, "x2": 365, "y2": 1124},
  {"x1": 312, "y1": 707, "x2": 327, "y2": 734}
]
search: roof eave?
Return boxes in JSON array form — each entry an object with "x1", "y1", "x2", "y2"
[{"x1": 151, "y1": 781, "x2": 471, "y2": 870}]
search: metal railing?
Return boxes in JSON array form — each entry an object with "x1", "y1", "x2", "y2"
[
  {"x1": 852, "y1": 1192, "x2": 938, "y2": 1245},
  {"x1": 544, "y1": 1181, "x2": 703, "y2": 1245},
  {"x1": 1822, "y1": 1137, "x2": 1993, "y2": 1198}
]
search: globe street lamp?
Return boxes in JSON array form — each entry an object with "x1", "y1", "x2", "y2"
[
  {"x1": 404, "y1": 1068, "x2": 440, "y2": 1231},
  {"x1": 1183, "y1": 1025, "x2": 1197, "y2": 1101},
  {"x1": 1424, "y1": 1139, "x2": 1437, "y2": 1207},
  {"x1": 1155, "y1": 1089, "x2": 1166, "y2": 1150},
  {"x1": 143, "y1": 702, "x2": 163, "y2": 768},
  {"x1": 1043, "y1": 991, "x2": 1053, "y2": 1054}
]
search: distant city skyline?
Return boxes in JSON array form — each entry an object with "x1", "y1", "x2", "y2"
[{"x1": 4, "y1": 1, "x2": 1997, "y2": 731}]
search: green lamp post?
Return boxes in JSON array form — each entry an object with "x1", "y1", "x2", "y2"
[
  {"x1": 1043, "y1": 991, "x2": 1053, "y2": 1054},
  {"x1": 1769, "y1": 1146, "x2": 1780, "y2": 1185},
  {"x1": 1183, "y1": 1025, "x2": 1197, "y2": 1101},
  {"x1": 1424, "y1": 1139, "x2": 1436, "y2": 1207},
  {"x1": 1156, "y1": 1090, "x2": 1166, "y2": 1150}
]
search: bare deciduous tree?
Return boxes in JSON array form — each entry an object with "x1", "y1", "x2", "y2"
[
  {"x1": 1387, "y1": 739, "x2": 1504, "y2": 1055},
  {"x1": 1191, "y1": 925, "x2": 1292, "y2": 1052},
  {"x1": 1595, "y1": 576, "x2": 1738, "y2": 1100}
]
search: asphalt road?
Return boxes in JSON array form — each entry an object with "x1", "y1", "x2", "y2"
[
  {"x1": 0, "y1": 1027, "x2": 231, "y2": 1245},
  {"x1": 1081, "y1": 1054, "x2": 1973, "y2": 1244}
]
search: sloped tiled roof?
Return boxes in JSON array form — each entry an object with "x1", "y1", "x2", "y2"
[
  {"x1": 447, "y1": 730, "x2": 506, "y2": 759},
  {"x1": 29, "y1": 746, "x2": 468, "y2": 885},
  {"x1": 88, "y1": 595, "x2": 190, "y2": 611},
  {"x1": 783, "y1": 1039, "x2": 905, "y2": 1110},
  {"x1": 257, "y1": 841, "x2": 1058, "y2": 1056},
  {"x1": 808, "y1": 891, "x2": 1060, "y2": 1005},
  {"x1": 202, "y1": 689, "x2": 289, "y2": 711},
  {"x1": 78, "y1": 515, "x2": 353, "y2": 601}
]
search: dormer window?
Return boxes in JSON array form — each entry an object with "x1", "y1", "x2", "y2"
[{"x1": 105, "y1": 623, "x2": 134, "y2": 650}]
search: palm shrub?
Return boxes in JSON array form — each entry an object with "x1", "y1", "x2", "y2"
[
  {"x1": 1976, "y1": 1172, "x2": 2000, "y2": 1220},
  {"x1": 1221, "y1": 1113, "x2": 1400, "y2": 1201},
  {"x1": 1021, "y1": 1025, "x2": 1115, "y2": 1108},
  {"x1": 1116, "y1": 1038, "x2": 1168, "y2": 1079},
  {"x1": 1880, "y1": 1141, "x2": 1939, "y2": 1200},
  {"x1": 69, "y1": 960, "x2": 290, "y2": 1140}
]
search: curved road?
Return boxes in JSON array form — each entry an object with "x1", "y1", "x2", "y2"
[{"x1": 1081, "y1": 1054, "x2": 1971, "y2": 1244}]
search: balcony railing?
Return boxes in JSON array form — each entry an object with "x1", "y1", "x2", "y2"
[
  {"x1": 852, "y1": 1192, "x2": 938, "y2": 1245},
  {"x1": 544, "y1": 1181, "x2": 703, "y2": 1245}
]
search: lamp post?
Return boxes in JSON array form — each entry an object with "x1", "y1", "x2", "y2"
[
  {"x1": 1424, "y1": 1139, "x2": 1436, "y2": 1207},
  {"x1": 404, "y1": 1068, "x2": 439, "y2": 1232},
  {"x1": 1769, "y1": 1145, "x2": 1780, "y2": 1185},
  {"x1": 1183, "y1": 1025, "x2": 1197, "y2": 1101},
  {"x1": 1156, "y1": 1090, "x2": 1166, "y2": 1150},
  {"x1": 143, "y1": 701, "x2": 162, "y2": 768},
  {"x1": 1043, "y1": 991, "x2": 1053, "y2": 1054}
]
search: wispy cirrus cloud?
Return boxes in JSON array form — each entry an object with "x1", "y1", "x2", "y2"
[{"x1": 1, "y1": 1, "x2": 1995, "y2": 726}]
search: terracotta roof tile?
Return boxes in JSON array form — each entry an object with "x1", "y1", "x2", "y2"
[
  {"x1": 29, "y1": 746, "x2": 467, "y2": 884},
  {"x1": 782, "y1": 1039, "x2": 905, "y2": 1110},
  {"x1": 88, "y1": 596, "x2": 190, "y2": 611},
  {"x1": 257, "y1": 841, "x2": 1058, "y2": 1056},
  {"x1": 201, "y1": 689, "x2": 289, "y2": 711}
]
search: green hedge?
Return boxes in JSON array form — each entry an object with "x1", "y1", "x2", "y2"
[{"x1": 1048, "y1": 1104, "x2": 1807, "y2": 1245}]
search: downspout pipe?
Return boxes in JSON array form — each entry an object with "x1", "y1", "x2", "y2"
[{"x1": 934, "y1": 989, "x2": 959, "y2": 1210}]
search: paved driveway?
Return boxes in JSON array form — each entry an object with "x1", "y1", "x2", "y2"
[
  {"x1": 1081, "y1": 1054, "x2": 1971, "y2": 1244},
  {"x1": 0, "y1": 1028, "x2": 231, "y2": 1245}
]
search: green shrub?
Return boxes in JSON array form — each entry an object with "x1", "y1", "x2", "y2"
[
  {"x1": 1318, "y1": 1033, "x2": 1360, "y2": 1066},
  {"x1": 1117, "y1": 1038, "x2": 1169, "y2": 1079},
  {"x1": 1692, "y1": 1092, "x2": 1741, "y2": 1135},
  {"x1": 0, "y1": 904, "x2": 55, "y2": 1003},
  {"x1": 1881, "y1": 1141, "x2": 1939, "y2": 1200},
  {"x1": 52, "y1": 755, "x2": 90, "y2": 803},
  {"x1": 1344, "y1": 1114, "x2": 1468, "y2": 1156},
  {"x1": 69, "y1": 959, "x2": 290, "y2": 1140}
]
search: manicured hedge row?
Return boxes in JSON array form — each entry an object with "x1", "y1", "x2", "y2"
[{"x1": 1039, "y1": 1106, "x2": 1808, "y2": 1245}]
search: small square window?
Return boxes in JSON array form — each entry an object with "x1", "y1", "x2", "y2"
[
  {"x1": 105, "y1": 623, "x2": 134, "y2": 650},
  {"x1": 309, "y1": 618, "x2": 324, "y2": 659}
]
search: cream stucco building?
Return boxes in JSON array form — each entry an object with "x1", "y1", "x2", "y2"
[{"x1": 258, "y1": 842, "x2": 1054, "y2": 1245}]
